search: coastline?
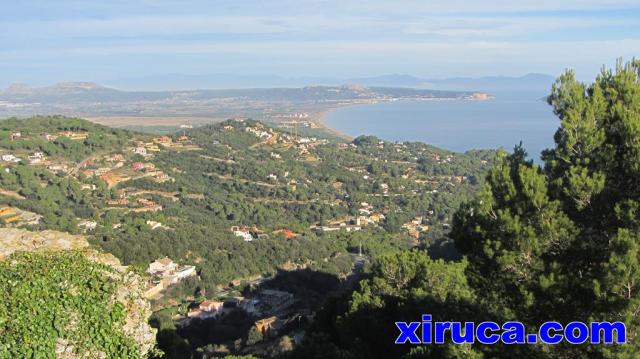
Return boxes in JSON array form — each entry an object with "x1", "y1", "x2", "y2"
[
  {"x1": 313, "y1": 107, "x2": 354, "y2": 142},
  {"x1": 310, "y1": 96, "x2": 495, "y2": 143}
]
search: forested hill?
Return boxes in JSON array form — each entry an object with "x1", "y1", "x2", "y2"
[{"x1": 0, "y1": 116, "x2": 494, "y2": 292}]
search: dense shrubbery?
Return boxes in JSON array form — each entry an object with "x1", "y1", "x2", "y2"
[{"x1": 0, "y1": 250, "x2": 141, "y2": 358}]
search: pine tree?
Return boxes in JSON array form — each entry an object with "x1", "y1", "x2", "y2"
[{"x1": 452, "y1": 59, "x2": 640, "y2": 357}]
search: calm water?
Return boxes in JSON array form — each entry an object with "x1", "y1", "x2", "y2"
[{"x1": 325, "y1": 92, "x2": 559, "y2": 158}]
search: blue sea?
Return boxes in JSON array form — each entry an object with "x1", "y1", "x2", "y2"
[{"x1": 324, "y1": 92, "x2": 559, "y2": 158}]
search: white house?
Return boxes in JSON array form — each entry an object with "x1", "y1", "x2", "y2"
[
  {"x1": 148, "y1": 257, "x2": 177, "y2": 275},
  {"x1": 233, "y1": 229, "x2": 254, "y2": 242},
  {"x1": 2, "y1": 154, "x2": 19, "y2": 162}
]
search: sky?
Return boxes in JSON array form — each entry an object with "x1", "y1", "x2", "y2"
[{"x1": 1, "y1": 0, "x2": 640, "y2": 87}]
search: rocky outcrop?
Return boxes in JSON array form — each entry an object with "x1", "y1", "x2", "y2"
[
  {"x1": 0, "y1": 228, "x2": 89, "y2": 258},
  {"x1": 0, "y1": 228, "x2": 156, "y2": 357}
]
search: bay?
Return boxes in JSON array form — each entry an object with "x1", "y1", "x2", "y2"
[{"x1": 324, "y1": 92, "x2": 559, "y2": 158}]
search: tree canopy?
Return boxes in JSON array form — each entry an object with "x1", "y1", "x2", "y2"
[{"x1": 293, "y1": 60, "x2": 640, "y2": 358}]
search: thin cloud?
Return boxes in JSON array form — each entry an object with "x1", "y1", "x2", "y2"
[{"x1": 1, "y1": 0, "x2": 639, "y2": 81}]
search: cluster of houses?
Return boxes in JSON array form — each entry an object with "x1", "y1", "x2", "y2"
[
  {"x1": 9, "y1": 130, "x2": 88, "y2": 142},
  {"x1": 313, "y1": 202, "x2": 385, "y2": 233},
  {"x1": 402, "y1": 216, "x2": 430, "y2": 239},
  {"x1": 0, "y1": 150, "x2": 45, "y2": 165},
  {"x1": 76, "y1": 151, "x2": 173, "y2": 188},
  {"x1": 144, "y1": 257, "x2": 197, "y2": 299},
  {"x1": 186, "y1": 289, "x2": 294, "y2": 337},
  {"x1": 187, "y1": 296, "x2": 258, "y2": 319},
  {"x1": 245, "y1": 126, "x2": 274, "y2": 140},
  {"x1": 187, "y1": 300, "x2": 225, "y2": 319},
  {"x1": 231, "y1": 226, "x2": 300, "y2": 242}
]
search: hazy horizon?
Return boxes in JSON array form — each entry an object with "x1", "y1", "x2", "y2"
[{"x1": 1, "y1": 72, "x2": 557, "y2": 92}]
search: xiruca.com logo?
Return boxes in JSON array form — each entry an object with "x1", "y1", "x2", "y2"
[{"x1": 395, "y1": 315, "x2": 626, "y2": 345}]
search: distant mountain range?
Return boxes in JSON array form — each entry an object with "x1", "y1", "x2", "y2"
[
  {"x1": 0, "y1": 82, "x2": 473, "y2": 103},
  {"x1": 348, "y1": 73, "x2": 556, "y2": 93},
  {"x1": 99, "y1": 73, "x2": 556, "y2": 94}
]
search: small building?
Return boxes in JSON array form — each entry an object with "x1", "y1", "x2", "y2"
[
  {"x1": 28, "y1": 156, "x2": 43, "y2": 164},
  {"x1": 148, "y1": 257, "x2": 177, "y2": 275},
  {"x1": 231, "y1": 226, "x2": 255, "y2": 242},
  {"x1": 133, "y1": 147, "x2": 147, "y2": 156},
  {"x1": 1, "y1": 154, "x2": 20, "y2": 162},
  {"x1": 188, "y1": 300, "x2": 224, "y2": 319},
  {"x1": 199, "y1": 300, "x2": 224, "y2": 312}
]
